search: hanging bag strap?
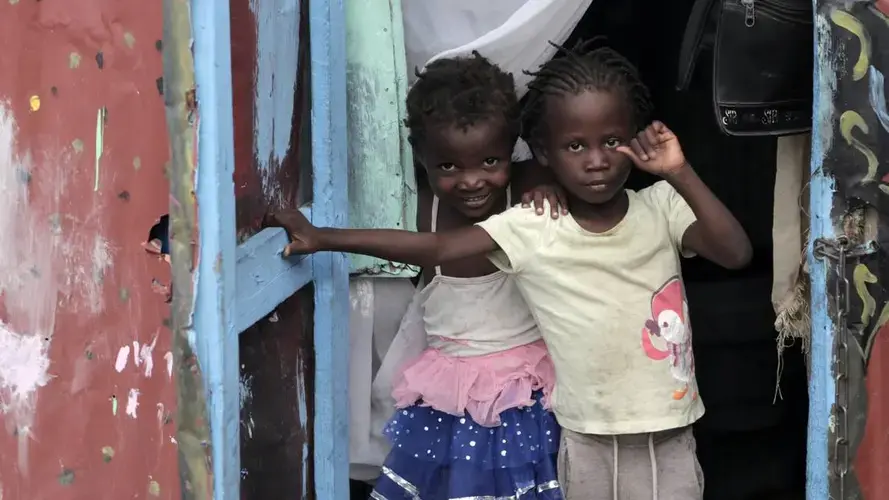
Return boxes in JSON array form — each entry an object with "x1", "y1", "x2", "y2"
[{"x1": 676, "y1": 0, "x2": 720, "y2": 91}]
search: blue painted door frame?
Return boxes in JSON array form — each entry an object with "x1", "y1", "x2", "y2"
[
  {"x1": 191, "y1": 0, "x2": 835, "y2": 497},
  {"x1": 191, "y1": 0, "x2": 349, "y2": 497}
]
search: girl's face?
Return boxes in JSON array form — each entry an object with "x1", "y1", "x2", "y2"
[
  {"x1": 535, "y1": 89, "x2": 635, "y2": 205},
  {"x1": 416, "y1": 117, "x2": 513, "y2": 219}
]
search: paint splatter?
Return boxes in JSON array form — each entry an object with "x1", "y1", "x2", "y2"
[
  {"x1": 133, "y1": 156, "x2": 141, "y2": 170},
  {"x1": 8, "y1": 0, "x2": 19, "y2": 5},
  {"x1": 111, "y1": 395, "x2": 118, "y2": 415},
  {"x1": 28, "y1": 96, "x2": 39, "y2": 112},
  {"x1": 58, "y1": 468, "x2": 75, "y2": 485},
  {"x1": 94, "y1": 108, "x2": 105, "y2": 191},
  {"x1": 123, "y1": 32, "x2": 136, "y2": 49},
  {"x1": 164, "y1": 351, "x2": 173, "y2": 379},
  {"x1": 148, "y1": 479, "x2": 161, "y2": 496},
  {"x1": 95, "y1": 52, "x2": 104, "y2": 70},
  {"x1": 0, "y1": 102, "x2": 72, "y2": 472},
  {"x1": 101, "y1": 446, "x2": 115, "y2": 462},
  {"x1": 71, "y1": 139, "x2": 83, "y2": 154},
  {"x1": 0, "y1": 322, "x2": 52, "y2": 471},
  {"x1": 114, "y1": 345, "x2": 130, "y2": 372},
  {"x1": 125, "y1": 388, "x2": 139, "y2": 418},
  {"x1": 68, "y1": 52, "x2": 81, "y2": 69},
  {"x1": 133, "y1": 336, "x2": 156, "y2": 377}
]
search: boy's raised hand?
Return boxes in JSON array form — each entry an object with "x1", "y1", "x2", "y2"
[
  {"x1": 617, "y1": 121, "x2": 689, "y2": 178},
  {"x1": 264, "y1": 209, "x2": 320, "y2": 257}
]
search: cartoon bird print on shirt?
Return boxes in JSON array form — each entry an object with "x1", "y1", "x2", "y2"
[{"x1": 640, "y1": 277, "x2": 697, "y2": 401}]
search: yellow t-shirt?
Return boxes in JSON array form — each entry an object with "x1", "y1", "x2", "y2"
[{"x1": 476, "y1": 181, "x2": 705, "y2": 435}]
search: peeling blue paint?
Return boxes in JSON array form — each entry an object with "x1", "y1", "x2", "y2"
[
  {"x1": 309, "y1": 0, "x2": 351, "y2": 498},
  {"x1": 807, "y1": 8, "x2": 837, "y2": 499},
  {"x1": 251, "y1": 0, "x2": 300, "y2": 194},
  {"x1": 191, "y1": 0, "x2": 241, "y2": 495},
  {"x1": 233, "y1": 207, "x2": 313, "y2": 335}
]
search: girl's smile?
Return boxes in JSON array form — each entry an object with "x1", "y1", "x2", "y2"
[{"x1": 418, "y1": 117, "x2": 514, "y2": 219}]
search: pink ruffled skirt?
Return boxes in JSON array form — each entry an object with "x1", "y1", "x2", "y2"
[{"x1": 390, "y1": 339, "x2": 556, "y2": 427}]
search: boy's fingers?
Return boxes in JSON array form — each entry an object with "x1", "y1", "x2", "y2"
[
  {"x1": 616, "y1": 146, "x2": 643, "y2": 165},
  {"x1": 629, "y1": 139, "x2": 649, "y2": 161}
]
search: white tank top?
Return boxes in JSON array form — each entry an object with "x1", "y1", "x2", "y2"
[{"x1": 420, "y1": 190, "x2": 542, "y2": 356}]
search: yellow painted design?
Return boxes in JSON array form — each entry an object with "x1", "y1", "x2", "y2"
[
  {"x1": 111, "y1": 395, "x2": 118, "y2": 415},
  {"x1": 8, "y1": 0, "x2": 19, "y2": 5},
  {"x1": 854, "y1": 263, "x2": 878, "y2": 324},
  {"x1": 28, "y1": 96, "x2": 40, "y2": 112},
  {"x1": 71, "y1": 139, "x2": 84, "y2": 154},
  {"x1": 124, "y1": 32, "x2": 136, "y2": 49},
  {"x1": 148, "y1": 480, "x2": 161, "y2": 496},
  {"x1": 68, "y1": 52, "x2": 82, "y2": 69},
  {"x1": 101, "y1": 446, "x2": 115, "y2": 462},
  {"x1": 840, "y1": 110, "x2": 879, "y2": 183},
  {"x1": 830, "y1": 9, "x2": 872, "y2": 81},
  {"x1": 133, "y1": 156, "x2": 142, "y2": 170}
]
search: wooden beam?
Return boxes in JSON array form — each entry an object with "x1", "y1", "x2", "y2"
[
  {"x1": 309, "y1": 0, "x2": 351, "y2": 498},
  {"x1": 234, "y1": 207, "x2": 313, "y2": 335},
  {"x1": 191, "y1": 0, "x2": 240, "y2": 495}
]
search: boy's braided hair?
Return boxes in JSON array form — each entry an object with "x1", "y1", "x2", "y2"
[
  {"x1": 522, "y1": 39, "x2": 652, "y2": 144},
  {"x1": 405, "y1": 52, "x2": 520, "y2": 147}
]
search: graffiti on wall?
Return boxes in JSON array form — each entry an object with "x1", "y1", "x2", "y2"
[{"x1": 825, "y1": 1, "x2": 889, "y2": 498}]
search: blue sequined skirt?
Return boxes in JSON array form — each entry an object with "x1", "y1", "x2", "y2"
[{"x1": 371, "y1": 391, "x2": 563, "y2": 499}]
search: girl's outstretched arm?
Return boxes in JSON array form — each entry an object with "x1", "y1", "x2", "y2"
[{"x1": 266, "y1": 209, "x2": 497, "y2": 268}]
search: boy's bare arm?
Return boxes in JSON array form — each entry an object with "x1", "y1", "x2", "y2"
[
  {"x1": 618, "y1": 121, "x2": 752, "y2": 270},
  {"x1": 667, "y1": 167, "x2": 753, "y2": 270},
  {"x1": 266, "y1": 209, "x2": 497, "y2": 268}
]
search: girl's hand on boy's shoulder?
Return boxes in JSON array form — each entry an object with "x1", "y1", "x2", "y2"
[
  {"x1": 263, "y1": 209, "x2": 320, "y2": 257},
  {"x1": 617, "y1": 121, "x2": 689, "y2": 178},
  {"x1": 521, "y1": 183, "x2": 569, "y2": 219}
]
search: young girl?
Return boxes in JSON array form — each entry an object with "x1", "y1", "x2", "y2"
[
  {"x1": 272, "y1": 43, "x2": 753, "y2": 500},
  {"x1": 321, "y1": 53, "x2": 564, "y2": 499}
]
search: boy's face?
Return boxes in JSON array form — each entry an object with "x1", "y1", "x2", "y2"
[
  {"x1": 416, "y1": 117, "x2": 513, "y2": 219},
  {"x1": 535, "y1": 89, "x2": 635, "y2": 205}
]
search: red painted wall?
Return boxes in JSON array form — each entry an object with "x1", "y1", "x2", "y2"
[{"x1": 0, "y1": 0, "x2": 177, "y2": 498}]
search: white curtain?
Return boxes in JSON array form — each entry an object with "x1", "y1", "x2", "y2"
[{"x1": 403, "y1": 0, "x2": 593, "y2": 99}]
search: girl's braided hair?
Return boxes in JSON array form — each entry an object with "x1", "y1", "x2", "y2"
[{"x1": 522, "y1": 39, "x2": 652, "y2": 144}]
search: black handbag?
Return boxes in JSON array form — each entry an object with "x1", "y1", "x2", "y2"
[{"x1": 676, "y1": 0, "x2": 813, "y2": 136}]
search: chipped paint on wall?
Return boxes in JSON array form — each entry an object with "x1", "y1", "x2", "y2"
[
  {"x1": 0, "y1": 322, "x2": 51, "y2": 471},
  {"x1": 125, "y1": 388, "x2": 140, "y2": 418},
  {"x1": 134, "y1": 336, "x2": 157, "y2": 378},
  {"x1": 0, "y1": 101, "x2": 62, "y2": 472},
  {"x1": 249, "y1": 0, "x2": 300, "y2": 204},
  {"x1": 115, "y1": 345, "x2": 131, "y2": 372}
]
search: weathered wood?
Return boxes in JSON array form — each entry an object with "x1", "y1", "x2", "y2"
[
  {"x1": 345, "y1": 0, "x2": 417, "y2": 277},
  {"x1": 164, "y1": 0, "x2": 214, "y2": 497},
  {"x1": 234, "y1": 209, "x2": 313, "y2": 336},
  {"x1": 310, "y1": 0, "x2": 351, "y2": 498},
  {"x1": 190, "y1": 0, "x2": 241, "y2": 494}
]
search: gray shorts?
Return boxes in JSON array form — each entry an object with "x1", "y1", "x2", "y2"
[{"x1": 557, "y1": 426, "x2": 704, "y2": 500}]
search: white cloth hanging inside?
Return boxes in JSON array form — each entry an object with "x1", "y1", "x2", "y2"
[
  {"x1": 403, "y1": 0, "x2": 593, "y2": 160},
  {"x1": 403, "y1": 0, "x2": 594, "y2": 99}
]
